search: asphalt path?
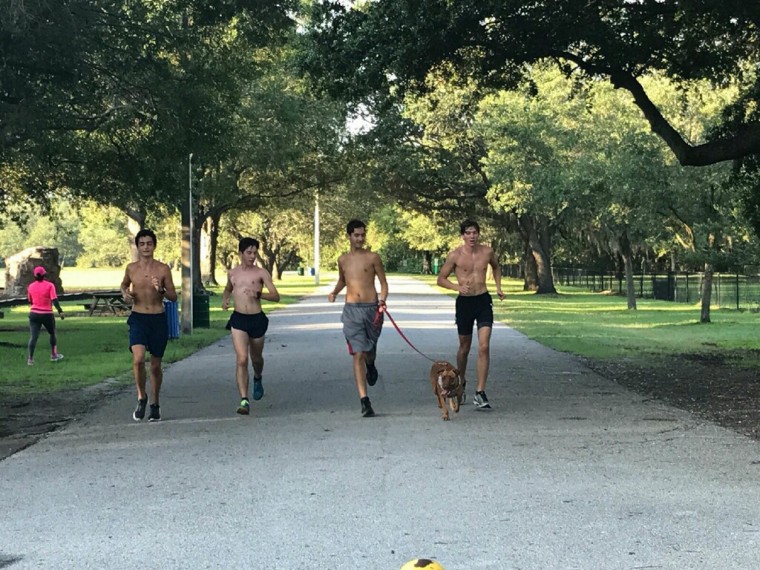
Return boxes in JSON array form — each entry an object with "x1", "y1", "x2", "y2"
[{"x1": 1, "y1": 276, "x2": 759, "y2": 569}]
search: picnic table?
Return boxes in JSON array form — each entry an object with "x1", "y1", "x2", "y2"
[{"x1": 86, "y1": 292, "x2": 131, "y2": 316}]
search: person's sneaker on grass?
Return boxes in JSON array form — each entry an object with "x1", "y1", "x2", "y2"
[
  {"x1": 236, "y1": 398, "x2": 250, "y2": 415},
  {"x1": 473, "y1": 391, "x2": 492, "y2": 410},
  {"x1": 148, "y1": 404, "x2": 161, "y2": 422},
  {"x1": 366, "y1": 363, "x2": 378, "y2": 386},
  {"x1": 252, "y1": 377, "x2": 264, "y2": 401},
  {"x1": 50, "y1": 353, "x2": 64, "y2": 362},
  {"x1": 27, "y1": 358, "x2": 34, "y2": 366},
  {"x1": 360, "y1": 396, "x2": 375, "y2": 418},
  {"x1": 132, "y1": 398, "x2": 148, "y2": 421}
]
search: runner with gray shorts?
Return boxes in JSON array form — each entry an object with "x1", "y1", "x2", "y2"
[{"x1": 342, "y1": 302, "x2": 383, "y2": 356}]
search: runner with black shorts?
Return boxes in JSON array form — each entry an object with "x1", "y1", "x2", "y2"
[{"x1": 437, "y1": 220, "x2": 504, "y2": 409}]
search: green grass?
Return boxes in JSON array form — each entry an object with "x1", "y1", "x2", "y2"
[
  {"x1": 0, "y1": 273, "x2": 323, "y2": 396},
  {"x1": 414, "y1": 275, "x2": 760, "y2": 366},
  {"x1": 1, "y1": 267, "x2": 141, "y2": 292}
]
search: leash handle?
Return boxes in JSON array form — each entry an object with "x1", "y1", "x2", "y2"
[{"x1": 382, "y1": 306, "x2": 437, "y2": 363}]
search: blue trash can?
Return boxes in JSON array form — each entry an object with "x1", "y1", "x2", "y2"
[
  {"x1": 164, "y1": 300, "x2": 180, "y2": 339},
  {"x1": 309, "y1": 267, "x2": 315, "y2": 276}
]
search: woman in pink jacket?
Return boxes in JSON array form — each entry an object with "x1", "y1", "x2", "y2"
[{"x1": 27, "y1": 266, "x2": 65, "y2": 365}]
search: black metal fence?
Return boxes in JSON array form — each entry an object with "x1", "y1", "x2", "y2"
[{"x1": 553, "y1": 267, "x2": 760, "y2": 310}]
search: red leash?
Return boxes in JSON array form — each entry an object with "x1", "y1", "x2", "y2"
[{"x1": 380, "y1": 306, "x2": 437, "y2": 363}]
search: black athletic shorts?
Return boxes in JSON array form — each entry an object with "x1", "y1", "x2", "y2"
[
  {"x1": 225, "y1": 311, "x2": 269, "y2": 339},
  {"x1": 128, "y1": 311, "x2": 169, "y2": 357},
  {"x1": 455, "y1": 292, "x2": 493, "y2": 336}
]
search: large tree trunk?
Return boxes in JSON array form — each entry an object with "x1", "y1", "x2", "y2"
[
  {"x1": 207, "y1": 211, "x2": 222, "y2": 286},
  {"x1": 621, "y1": 236, "x2": 637, "y2": 310},
  {"x1": 192, "y1": 212, "x2": 206, "y2": 293},
  {"x1": 622, "y1": 252, "x2": 637, "y2": 310},
  {"x1": 700, "y1": 262, "x2": 713, "y2": 323},
  {"x1": 520, "y1": 215, "x2": 556, "y2": 294},
  {"x1": 125, "y1": 208, "x2": 146, "y2": 262},
  {"x1": 523, "y1": 242, "x2": 538, "y2": 291}
]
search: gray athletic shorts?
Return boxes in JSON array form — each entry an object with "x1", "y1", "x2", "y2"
[{"x1": 341, "y1": 302, "x2": 383, "y2": 355}]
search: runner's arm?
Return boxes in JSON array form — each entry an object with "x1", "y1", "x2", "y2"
[
  {"x1": 374, "y1": 254, "x2": 388, "y2": 305},
  {"x1": 436, "y1": 253, "x2": 459, "y2": 292},
  {"x1": 161, "y1": 264, "x2": 178, "y2": 302},
  {"x1": 222, "y1": 272, "x2": 233, "y2": 310},
  {"x1": 489, "y1": 249, "x2": 505, "y2": 300},
  {"x1": 120, "y1": 267, "x2": 134, "y2": 303},
  {"x1": 260, "y1": 270, "x2": 280, "y2": 302},
  {"x1": 328, "y1": 258, "x2": 346, "y2": 302}
]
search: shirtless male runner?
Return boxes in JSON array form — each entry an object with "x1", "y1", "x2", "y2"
[
  {"x1": 121, "y1": 228, "x2": 178, "y2": 422},
  {"x1": 437, "y1": 220, "x2": 504, "y2": 409},
  {"x1": 222, "y1": 237, "x2": 280, "y2": 415},
  {"x1": 328, "y1": 219, "x2": 389, "y2": 417}
]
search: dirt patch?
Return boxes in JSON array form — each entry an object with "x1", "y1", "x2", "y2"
[
  {"x1": 584, "y1": 353, "x2": 760, "y2": 441},
  {"x1": 0, "y1": 379, "x2": 128, "y2": 459}
]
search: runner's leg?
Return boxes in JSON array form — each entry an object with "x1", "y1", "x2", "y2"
[
  {"x1": 231, "y1": 328, "x2": 251, "y2": 399},
  {"x1": 476, "y1": 326, "x2": 492, "y2": 392},
  {"x1": 132, "y1": 345, "x2": 148, "y2": 401}
]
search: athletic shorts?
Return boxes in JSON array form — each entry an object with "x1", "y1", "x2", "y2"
[
  {"x1": 455, "y1": 292, "x2": 493, "y2": 336},
  {"x1": 128, "y1": 311, "x2": 169, "y2": 357},
  {"x1": 225, "y1": 311, "x2": 269, "y2": 339},
  {"x1": 342, "y1": 302, "x2": 383, "y2": 355}
]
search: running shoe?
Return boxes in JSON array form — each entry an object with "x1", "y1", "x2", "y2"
[
  {"x1": 148, "y1": 404, "x2": 161, "y2": 422},
  {"x1": 366, "y1": 363, "x2": 378, "y2": 386},
  {"x1": 236, "y1": 398, "x2": 250, "y2": 415},
  {"x1": 360, "y1": 397, "x2": 375, "y2": 418},
  {"x1": 27, "y1": 358, "x2": 34, "y2": 366},
  {"x1": 253, "y1": 377, "x2": 264, "y2": 401},
  {"x1": 132, "y1": 398, "x2": 148, "y2": 421},
  {"x1": 50, "y1": 353, "x2": 64, "y2": 362},
  {"x1": 473, "y1": 391, "x2": 492, "y2": 410}
]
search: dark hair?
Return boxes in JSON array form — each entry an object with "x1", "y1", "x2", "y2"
[
  {"x1": 135, "y1": 228, "x2": 157, "y2": 246},
  {"x1": 238, "y1": 237, "x2": 259, "y2": 252},
  {"x1": 34, "y1": 274, "x2": 44, "y2": 281},
  {"x1": 346, "y1": 219, "x2": 366, "y2": 235},
  {"x1": 460, "y1": 220, "x2": 480, "y2": 234}
]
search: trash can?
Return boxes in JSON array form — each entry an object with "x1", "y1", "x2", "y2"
[
  {"x1": 164, "y1": 300, "x2": 180, "y2": 339},
  {"x1": 309, "y1": 267, "x2": 315, "y2": 276},
  {"x1": 432, "y1": 258, "x2": 440, "y2": 275},
  {"x1": 297, "y1": 267, "x2": 305, "y2": 276},
  {"x1": 193, "y1": 293, "x2": 210, "y2": 328}
]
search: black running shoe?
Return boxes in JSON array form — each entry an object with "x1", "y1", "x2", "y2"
[
  {"x1": 473, "y1": 391, "x2": 492, "y2": 410},
  {"x1": 148, "y1": 404, "x2": 161, "y2": 422},
  {"x1": 366, "y1": 363, "x2": 378, "y2": 386},
  {"x1": 133, "y1": 398, "x2": 148, "y2": 421},
  {"x1": 237, "y1": 398, "x2": 250, "y2": 415},
  {"x1": 360, "y1": 397, "x2": 375, "y2": 417}
]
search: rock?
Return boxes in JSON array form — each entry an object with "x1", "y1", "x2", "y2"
[{"x1": 3, "y1": 247, "x2": 64, "y2": 297}]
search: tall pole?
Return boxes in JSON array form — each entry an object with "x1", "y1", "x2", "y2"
[
  {"x1": 181, "y1": 153, "x2": 193, "y2": 334},
  {"x1": 314, "y1": 190, "x2": 320, "y2": 285}
]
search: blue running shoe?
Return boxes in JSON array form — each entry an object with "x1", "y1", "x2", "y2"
[{"x1": 253, "y1": 377, "x2": 264, "y2": 401}]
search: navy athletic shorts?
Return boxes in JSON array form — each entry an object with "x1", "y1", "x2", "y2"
[{"x1": 128, "y1": 311, "x2": 169, "y2": 357}]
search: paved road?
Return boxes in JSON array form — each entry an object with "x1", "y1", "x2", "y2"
[{"x1": 1, "y1": 276, "x2": 759, "y2": 569}]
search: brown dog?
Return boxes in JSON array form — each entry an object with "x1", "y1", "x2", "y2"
[{"x1": 430, "y1": 361, "x2": 465, "y2": 421}]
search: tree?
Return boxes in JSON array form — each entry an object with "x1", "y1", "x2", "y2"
[
  {"x1": 1, "y1": 0, "x2": 297, "y2": 219},
  {"x1": 398, "y1": 210, "x2": 454, "y2": 274},
  {"x1": 303, "y1": 1, "x2": 760, "y2": 166}
]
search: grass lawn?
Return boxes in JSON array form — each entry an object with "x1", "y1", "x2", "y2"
[
  {"x1": 0, "y1": 273, "x2": 324, "y2": 396},
  {"x1": 414, "y1": 275, "x2": 760, "y2": 366}
]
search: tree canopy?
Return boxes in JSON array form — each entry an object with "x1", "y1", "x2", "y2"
[{"x1": 302, "y1": 0, "x2": 760, "y2": 166}]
